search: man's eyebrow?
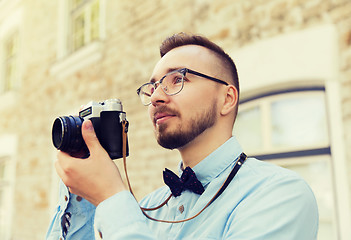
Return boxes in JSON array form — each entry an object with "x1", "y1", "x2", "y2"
[{"x1": 149, "y1": 67, "x2": 185, "y2": 83}]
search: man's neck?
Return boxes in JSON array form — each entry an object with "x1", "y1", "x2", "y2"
[{"x1": 178, "y1": 129, "x2": 232, "y2": 169}]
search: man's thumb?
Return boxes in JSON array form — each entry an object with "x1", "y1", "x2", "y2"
[{"x1": 82, "y1": 120, "x2": 102, "y2": 154}]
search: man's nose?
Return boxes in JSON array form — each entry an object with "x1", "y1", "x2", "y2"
[{"x1": 150, "y1": 83, "x2": 169, "y2": 106}]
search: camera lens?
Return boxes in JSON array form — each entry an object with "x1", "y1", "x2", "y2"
[{"x1": 52, "y1": 116, "x2": 88, "y2": 156}]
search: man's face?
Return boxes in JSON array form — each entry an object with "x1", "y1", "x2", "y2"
[{"x1": 148, "y1": 45, "x2": 225, "y2": 150}]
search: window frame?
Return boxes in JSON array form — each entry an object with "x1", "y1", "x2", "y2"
[
  {"x1": 234, "y1": 83, "x2": 350, "y2": 239},
  {"x1": 235, "y1": 86, "x2": 329, "y2": 157},
  {"x1": 1, "y1": 32, "x2": 19, "y2": 93},
  {"x1": 0, "y1": 4, "x2": 22, "y2": 108},
  {"x1": 50, "y1": 0, "x2": 105, "y2": 79},
  {"x1": 68, "y1": 0, "x2": 101, "y2": 53}
]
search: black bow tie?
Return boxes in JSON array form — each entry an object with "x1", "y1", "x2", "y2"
[{"x1": 163, "y1": 167, "x2": 205, "y2": 197}]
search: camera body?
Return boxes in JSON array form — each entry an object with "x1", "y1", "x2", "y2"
[{"x1": 52, "y1": 99, "x2": 129, "y2": 159}]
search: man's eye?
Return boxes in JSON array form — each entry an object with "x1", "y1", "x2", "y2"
[{"x1": 173, "y1": 77, "x2": 183, "y2": 84}]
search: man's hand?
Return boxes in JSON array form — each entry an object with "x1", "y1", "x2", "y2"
[{"x1": 55, "y1": 120, "x2": 127, "y2": 206}]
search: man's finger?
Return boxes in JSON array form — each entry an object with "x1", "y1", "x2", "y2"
[{"x1": 81, "y1": 120, "x2": 104, "y2": 157}]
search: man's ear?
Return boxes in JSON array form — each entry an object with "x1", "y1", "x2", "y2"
[{"x1": 220, "y1": 85, "x2": 238, "y2": 116}]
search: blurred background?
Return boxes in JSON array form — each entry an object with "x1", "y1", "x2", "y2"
[{"x1": 0, "y1": 0, "x2": 350, "y2": 239}]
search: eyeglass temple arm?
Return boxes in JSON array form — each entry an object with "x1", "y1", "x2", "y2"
[{"x1": 185, "y1": 69, "x2": 229, "y2": 86}]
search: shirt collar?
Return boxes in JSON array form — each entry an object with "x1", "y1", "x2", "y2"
[{"x1": 178, "y1": 136, "x2": 243, "y2": 187}]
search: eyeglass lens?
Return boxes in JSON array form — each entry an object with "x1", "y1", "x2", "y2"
[{"x1": 139, "y1": 70, "x2": 185, "y2": 105}]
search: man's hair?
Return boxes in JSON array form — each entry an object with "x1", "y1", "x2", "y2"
[{"x1": 160, "y1": 32, "x2": 240, "y2": 120}]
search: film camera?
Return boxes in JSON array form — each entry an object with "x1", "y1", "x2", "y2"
[{"x1": 52, "y1": 99, "x2": 129, "y2": 159}]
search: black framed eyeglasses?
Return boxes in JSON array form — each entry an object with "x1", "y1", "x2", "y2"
[{"x1": 136, "y1": 68, "x2": 228, "y2": 106}]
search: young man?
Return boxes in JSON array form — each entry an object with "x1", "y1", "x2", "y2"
[{"x1": 46, "y1": 33, "x2": 319, "y2": 239}]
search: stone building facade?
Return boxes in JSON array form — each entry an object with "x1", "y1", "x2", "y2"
[{"x1": 0, "y1": 0, "x2": 350, "y2": 239}]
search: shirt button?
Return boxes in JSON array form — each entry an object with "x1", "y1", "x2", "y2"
[
  {"x1": 178, "y1": 205, "x2": 184, "y2": 214},
  {"x1": 99, "y1": 231, "x2": 103, "y2": 238},
  {"x1": 76, "y1": 196, "x2": 82, "y2": 202},
  {"x1": 64, "y1": 195, "x2": 68, "y2": 201}
]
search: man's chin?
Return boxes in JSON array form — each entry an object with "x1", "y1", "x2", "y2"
[
  {"x1": 156, "y1": 128, "x2": 195, "y2": 150},
  {"x1": 156, "y1": 130, "x2": 184, "y2": 150},
  {"x1": 157, "y1": 137, "x2": 184, "y2": 150}
]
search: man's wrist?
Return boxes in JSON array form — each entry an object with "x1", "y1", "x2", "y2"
[{"x1": 92, "y1": 183, "x2": 128, "y2": 206}]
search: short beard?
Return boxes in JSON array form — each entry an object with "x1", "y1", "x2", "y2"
[{"x1": 156, "y1": 104, "x2": 217, "y2": 149}]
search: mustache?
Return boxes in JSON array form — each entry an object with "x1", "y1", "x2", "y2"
[{"x1": 153, "y1": 105, "x2": 180, "y2": 121}]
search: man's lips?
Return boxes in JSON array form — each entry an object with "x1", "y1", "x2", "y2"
[{"x1": 154, "y1": 112, "x2": 176, "y2": 125}]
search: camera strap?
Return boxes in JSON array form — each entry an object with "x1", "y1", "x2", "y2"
[{"x1": 121, "y1": 121, "x2": 247, "y2": 223}]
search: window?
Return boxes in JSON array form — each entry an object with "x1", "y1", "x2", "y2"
[
  {"x1": 50, "y1": 0, "x2": 104, "y2": 79},
  {"x1": 235, "y1": 87, "x2": 329, "y2": 155},
  {"x1": 234, "y1": 106, "x2": 262, "y2": 151},
  {"x1": 234, "y1": 86, "x2": 337, "y2": 240},
  {"x1": 0, "y1": 156, "x2": 10, "y2": 239},
  {"x1": 68, "y1": 0, "x2": 100, "y2": 53},
  {"x1": 270, "y1": 94, "x2": 328, "y2": 150},
  {"x1": 0, "y1": 135, "x2": 16, "y2": 240},
  {"x1": 1, "y1": 33, "x2": 19, "y2": 94}
]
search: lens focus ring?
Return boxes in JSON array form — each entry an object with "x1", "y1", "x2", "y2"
[{"x1": 52, "y1": 116, "x2": 86, "y2": 155}]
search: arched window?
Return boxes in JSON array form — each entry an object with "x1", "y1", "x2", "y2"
[{"x1": 234, "y1": 86, "x2": 336, "y2": 240}]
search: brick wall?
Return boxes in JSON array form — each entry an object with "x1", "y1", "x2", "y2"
[{"x1": 0, "y1": 0, "x2": 350, "y2": 239}]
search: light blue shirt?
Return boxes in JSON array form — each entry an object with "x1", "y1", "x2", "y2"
[{"x1": 46, "y1": 137, "x2": 319, "y2": 239}]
